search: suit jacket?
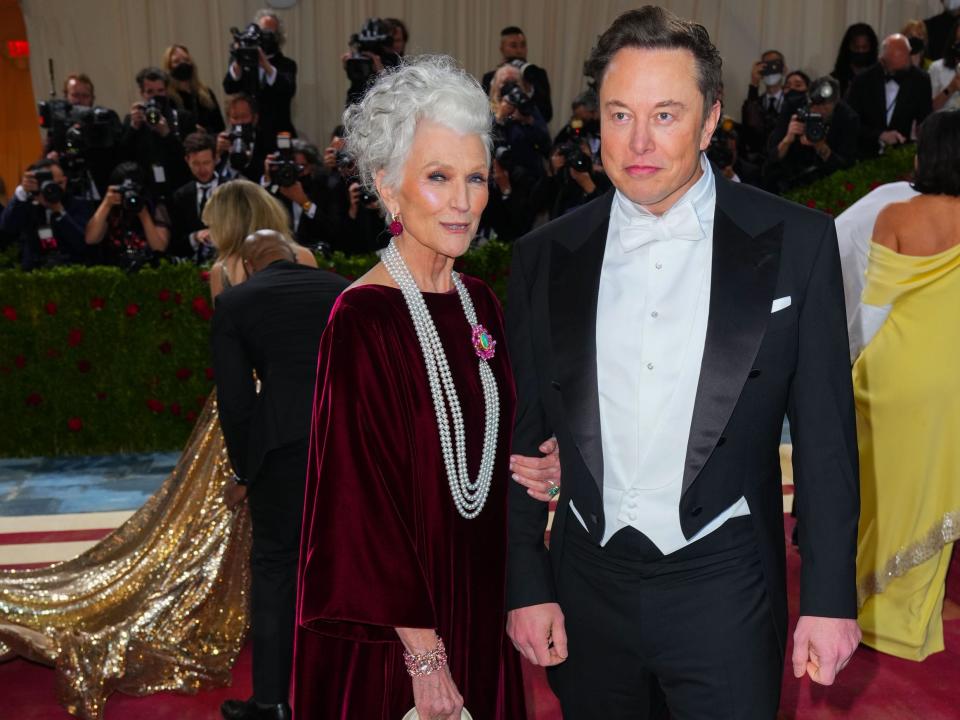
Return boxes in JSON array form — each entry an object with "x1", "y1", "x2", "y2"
[
  {"x1": 223, "y1": 52, "x2": 297, "y2": 136},
  {"x1": 505, "y1": 173, "x2": 860, "y2": 648},
  {"x1": 845, "y1": 63, "x2": 932, "y2": 157},
  {"x1": 168, "y1": 179, "x2": 225, "y2": 261},
  {"x1": 211, "y1": 261, "x2": 347, "y2": 485}
]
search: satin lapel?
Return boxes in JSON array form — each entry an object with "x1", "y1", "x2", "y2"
[
  {"x1": 681, "y1": 207, "x2": 783, "y2": 495},
  {"x1": 549, "y1": 217, "x2": 609, "y2": 496}
]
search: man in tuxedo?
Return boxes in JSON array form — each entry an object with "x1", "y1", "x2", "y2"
[
  {"x1": 505, "y1": 7, "x2": 861, "y2": 718},
  {"x1": 216, "y1": 94, "x2": 276, "y2": 183},
  {"x1": 262, "y1": 139, "x2": 337, "y2": 249},
  {"x1": 212, "y1": 230, "x2": 347, "y2": 720},
  {"x1": 223, "y1": 9, "x2": 297, "y2": 137},
  {"x1": 846, "y1": 34, "x2": 932, "y2": 158},
  {"x1": 169, "y1": 132, "x2": 225, "y2": 261},
  {"x1": 481, "y1": 26, "x2": 553, "y2": 123}
]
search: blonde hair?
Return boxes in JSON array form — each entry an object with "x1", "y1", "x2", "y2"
[
  {"x1": 202, "y1": 180, "x2": 292, "y2": 259},
  {"x1": 162, "y1": 44, "x2": 216, "y2": 111}
]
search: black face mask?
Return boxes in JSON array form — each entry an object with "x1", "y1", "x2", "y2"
[
  {"x1": 908, "y1": 37, "x2": 925, "y2": 56},
  {"x1": 170, "y1": 62, "x2": 194, "y2": 81},
  {"x1": 260, "y1": 31, "x2": 279, "y2": 56},
  {"x1": 850, "y1": 50, "x2": 873, "y2": 67}
]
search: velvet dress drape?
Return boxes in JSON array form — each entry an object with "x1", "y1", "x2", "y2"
[{"x1": 293, "y1": 275, "x2": 526, "y2": 719}]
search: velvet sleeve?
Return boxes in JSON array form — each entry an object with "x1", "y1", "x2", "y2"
[{"x1": 297, "y1": 295, "x2": 437, "y2": 643}]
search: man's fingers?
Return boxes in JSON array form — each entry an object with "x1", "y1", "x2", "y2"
[
  {"x1": 551, "y1": 617, "x2": 569, "y2": 660},
  {"x1": 791, "y1": 641, "x2": 808, "y2": 679},
  {"x1": 538, "y1": 437, "x2": 558, "y2": 454},
  {"x1": 810, "y1": 659, "x2": 837, "y2": 686}
]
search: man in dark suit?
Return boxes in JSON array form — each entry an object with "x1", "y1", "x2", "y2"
[
  {"x1": 481, "y1": 26, "x2": 553, "y2": 123},
  {"x1": 223, "y1": 9, "x2": 297, "y2": 137},
  {"x1": 216, "y1": 94, "x2": 276, "y2": 184},
  {"x1": 212, "y1": 230, "x2": 347, "y2": 720},
  {"x1": 263, "y1": 139, "x2": 338, "y2": 250},
  {"x1": 169, "y1": 132, "x2": 226, "y2": 261},
  {"x1": 505, "y1": 8, "x2": 861, "y2": 719},
  {"x1": 846, "y1": 33, "x2": 932, "y2": 158}
]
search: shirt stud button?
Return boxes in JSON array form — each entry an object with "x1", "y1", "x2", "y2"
[
  {"x1": 647, "y1": 362, "x2": 654, "y2": 370},
  {"x1": 651, "y1": 311, "x2": 659, "y2": 318},
  {"x1": 655, "y1": 262, "x2": 663, "y2": 269}
]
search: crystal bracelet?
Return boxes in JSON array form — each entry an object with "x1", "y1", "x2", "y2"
[{"x1": 403, "y1": 636, "x2": 448, "y2": 677}]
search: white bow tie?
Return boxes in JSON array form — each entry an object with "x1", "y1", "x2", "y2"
[{"x1": 617, "y1": 200, "x2": 705, "y2": 252}]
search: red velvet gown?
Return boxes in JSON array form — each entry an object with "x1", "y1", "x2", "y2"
[{"x1": 293, "y1": 276, "x2": 526, "y2": 719}]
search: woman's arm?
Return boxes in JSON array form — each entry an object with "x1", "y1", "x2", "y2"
[
  {"x1": 85, "y1": 188, "x2": 121, "y2": 244},
  {"x1": 395, "y1": 627, "x2": 463, "y2": 720},
  {"x1": 139, "y1": 205, "x2": 170, "y2": 253},
  {"x1": 209, "y1": 260, "x2": 225, "y2": 300}
]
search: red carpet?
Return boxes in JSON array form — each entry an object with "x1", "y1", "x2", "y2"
[{"x1": 1, "y1": 517, "x2": 957, "y2": 719}]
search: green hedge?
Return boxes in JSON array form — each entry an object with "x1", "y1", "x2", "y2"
[{"x1": 1, "y1": 146, "x2": 913, "y2": 458}]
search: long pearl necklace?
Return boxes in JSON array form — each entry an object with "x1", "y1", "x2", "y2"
[{"x1": 382, "y1": 238, "x2": 499, "y2": 520}]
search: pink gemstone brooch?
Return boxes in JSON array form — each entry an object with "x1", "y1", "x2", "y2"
[{"x1": 471, "y1": 324, "x2": 497, "y2": 361}]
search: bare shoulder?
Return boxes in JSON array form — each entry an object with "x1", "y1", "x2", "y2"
[{"x1": 871, "y1": 201, "x2": 912, "y2": 251}]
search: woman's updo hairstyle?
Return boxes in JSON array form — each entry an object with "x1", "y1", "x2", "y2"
[{"x1": 342, "y1": 54, "x2": 492, "y2": 207}]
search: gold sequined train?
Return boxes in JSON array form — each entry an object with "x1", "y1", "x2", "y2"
[{"x1": 0, "y1": 393, "x2": 251, "y2": 719}]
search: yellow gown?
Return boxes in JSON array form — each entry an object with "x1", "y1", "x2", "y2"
[
  {"x1": 854, "y1": 242, "x2": 960, "y2": 661},
  {"x1": 0, "y1": 393, "x2": 251, "y2": 719}
]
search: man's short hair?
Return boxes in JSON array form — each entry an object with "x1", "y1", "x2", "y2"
[
  {"x1": 253, "y1": 8, "x2": 285, "y2": 46},
  {"x1": 291, "y1": 139, "x2": 321, "y2": 166},
  {"x1": 225, "y1": 93, "x2": 259, "y2": 118},
  {"x1": 501, "y1": 26, "x2": 524, "y2": 37},
  {"x1": 913, "y1": 110, "x2": 960, "y2": 197},
  {"x1": 385, "y1": 18, "x2": 409, "y2": 43},
  {"x1": 183, "y1": 132, "x2": 216, "y2": 156},
  {"x1": 760, "y1": 49, "x2": 785, "y2": 61},
  {"x1": 28, "y1": 158, "x2": 60, "y2": 174},
  {"x1": 584, "y1": 5, "x2": 722, "y2": 118},
  {"x1": 63, "y1": 73, "x2": 95, "y2": 97},
  {"x1": 136, "y1": 67, "x2": 169, "y2": 89}
]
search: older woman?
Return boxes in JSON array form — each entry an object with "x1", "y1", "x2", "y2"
[
  {"x1": 854, "y1": 110, "x2": 960, "y2": 660},
  {"x1": 293, "y1": 56, "x2": 559, "y2": 720}
]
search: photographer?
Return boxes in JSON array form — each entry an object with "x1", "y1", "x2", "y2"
[
  {"x1": 490, "y1": 64, "x2": 551, "y2": 180},
  {"x1": 120, "y1": 67, "x2": 194, "y2": 199},
  {"x1": 764, "y1": 76, "x2": 860, "y2": 194},
  {"x1": 169, "y1": 133, "x2": 224, "y2": 262},
  {"x1": 481, "y1": 26, "x2": 553, "y2": 122},
  {"x1": 0, "y1": 160, "x2": 93, "y2": 270},
  {"x1": 342, "y1": 18, "x2": 401, "y2": 105},
  {"x1": 223, "y1": 9, "x2": 297, "y2": 136},
  {"x1": 41, "y1": 73, "x2": 122, "y2": 201},
  {"x1": 216, "y1": 94, "x2": 275, "y2": 183},
  {"x1": 706, "y1": 116, "x2": 761, "y2": 186},
  {"x1": 163, "y1": 44, "x2": 225, "y2": 134},
  {"x1": 478, "y1": 144, "x2": 536, "y2": 243},
  {"x1": 740, "y1": 50, "x2": 789, "y2": 161},
  {"x1": 85, "y1": 162, "x2": 170, "y2": 268},
  {"x1": 385, "y1": 18, "x2": 409, "y2": 57},
  {"x1": 532, "y1": 137, "x2": 611, "y2": 220},
  {"x1": 263, "y1": 138, "x2": 338, "y2": 250}
]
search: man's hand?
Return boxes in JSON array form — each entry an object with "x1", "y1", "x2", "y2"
[
  {"x1": 496, "y1": 98, "x2": 515, "y2": 123},
  {"x1": 323, "y1": 146, "x2": 338, "y2": 171},
  {"x1": 257, "y1": 47, "x2": 274, "y2": 74},
  {"x1": 216, "y1": 131, "x2": 231, "y2": 157},
  {"x1": 570, "y1": 166, "x2": 597, "y2": 194},
  {"x1": 785, "y1": 115, "x2": 805, "y2": 143},
  {"x1": 879, "y1": 129, "x2": 906, "y2": 146},
  {"x1": 347, "y1": 181, "x2": 362, "y2": 219},
  {"x1": 792, "y1": 615, "x2": 861, "y2": 685},
  {"x1": 130, "y1": 103, "x2": 145, "y2": 130},
  {"x1": 507, "y1": 602, "x2": 568, "y2": 666},
  {"x1": 151, "y1": 115, "x2": 171, "y2": 138},
  {"x1": 21, "y1": 171, "x2": 38, "y2": 195},
  {"x1": 196, "y1": 229, "x2": 212, "y2": 246},
  {"x1": 492, "y1": 159, "x2": 511, "y2": 195},
  {"x1": 280, "y1": 181, "x2": 309, "y2": 206},
  {"x1": 224, "y1": 482, "x2": 248, "y2": 509},
  {"x1": 510, "y1": 437, "x2": 560, "y2": 502},
  {"x1": 750, "y1": 60, "x2": 765, "y2": 87}
]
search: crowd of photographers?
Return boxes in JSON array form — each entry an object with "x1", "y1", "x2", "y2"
[{"x1": 3, "y1": 3, "x2": 960, "y2": 271}]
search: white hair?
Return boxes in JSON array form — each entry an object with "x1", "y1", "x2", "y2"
[
  {"x1": 253, "y1": 8, "x2": 285, "y2": 46},
  {"x1": 343, "y1": 55, "x2": 492, "y2": 203}
]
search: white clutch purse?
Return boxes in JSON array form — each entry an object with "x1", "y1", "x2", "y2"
[{"x1": 402, "y1": 709, "x2": 473, "y2": 720}]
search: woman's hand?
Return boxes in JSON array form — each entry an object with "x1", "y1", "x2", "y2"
[
  {"x1": 411, "y1": 665, "x2": 463, "y2": 720},
  {"x1": 510, "y1": 437, "x2": 561, "y2": 502}
]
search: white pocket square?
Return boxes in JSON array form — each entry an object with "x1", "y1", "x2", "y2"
[{"x1": 771, "y1": 296, "x2": 792, "y2": 313}]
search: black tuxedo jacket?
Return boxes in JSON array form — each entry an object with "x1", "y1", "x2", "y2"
[
  {"x1": 845, "y1": 62, "x2": 932, "y2": 157},
  {"x1": 505, "y1": 173, "x2": 860, "y2": 647},
  {"x1": 211, "y1": 261, "x2": 347, "y2": 485},
  {"x1": 223, "y1": 52, "x2": 297, "y2": 136},
  {"x1": 168, "y1": 180, "x2": 207, "y2": 260}
]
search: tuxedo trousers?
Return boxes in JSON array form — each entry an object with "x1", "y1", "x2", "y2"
[
  {"x1": 547, "y1": 516, "x2": 783, "y2": 719},
  {"x1": 247, "y1": 440, "x2": 308, "y2": 705}
]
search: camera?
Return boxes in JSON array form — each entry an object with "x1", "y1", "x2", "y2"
[
  {"x1": 227, "y1": 123, "x2": 255, "y2": 170},
  {"x1": 795, "y1": 107, "x2": 826, "y2": 143},
  {"x1": 142, "y1": 96, "x2": 170, "y2": 127},
  {"x1": 230, "y1": 23, "x2": 263, "y2": 74},
  {"x1": 346, "y1": 18, "x2": 401, "y2": 86},
  {"x1": 117, "y1": 178, "x2": 144, "y2": 212},
  {"x1": 346, "y1": 176, "x2": 378, "y2": 206},
  {"x1": 557, "y1": 142, "x2": 592, "y2": 174},
  {"x1": 32, "y1": 169, "x2": 64, "y2": 204},
  {"x1": 500, "y1": 81, "x2": 535, "y2": 116},
  {"x1": 268, "y1": 132, "x2": 304, "y2": 188},
  {"x1": 492, "y1": 143, "x2": 514, "y2": 172},
  {"x1": 38, "y1": 100, "x2": 119, "y2": 160},
  {"x1": 760, "y1": 59, "x2": 784, "y2": 76},
  {"x1": 334, "y1": 149, "x2": 355, "y2": 170}
]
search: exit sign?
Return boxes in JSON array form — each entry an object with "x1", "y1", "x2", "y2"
[{"x1": 7, "y1": 40, "x2": 30, "y2": 59}]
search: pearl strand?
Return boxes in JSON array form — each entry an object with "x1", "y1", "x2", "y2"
[{"x1": 382, "y1": 239, "x2": 498, "y2": 520}]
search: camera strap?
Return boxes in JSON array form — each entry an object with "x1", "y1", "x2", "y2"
[{"x1": 38, "y1": 224, "x2": 58, "y2": 252}]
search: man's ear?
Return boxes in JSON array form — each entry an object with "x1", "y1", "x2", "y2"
[{"x1": 699, "y1": 101, "x2": 723, "y2": 151}]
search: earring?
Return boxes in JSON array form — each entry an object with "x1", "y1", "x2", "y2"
[{"x1": 389, "y1": 212, "x2": 404, "y2": 237}]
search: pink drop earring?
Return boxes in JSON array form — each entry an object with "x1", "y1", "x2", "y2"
[{"x1": 389, "y1": 213, "x2": 404, "y2": 237}]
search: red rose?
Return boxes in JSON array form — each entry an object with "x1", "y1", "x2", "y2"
[
  {"x1": 67, "y1": 417, "x2": 83, "y2": 432},
  {"x1": 158, "y1": 288, "x2": 171, "y2": 302},
  {"x1": 185, "y1": 410, "x2": 198, "y2": 422},
  {"x1": 46, "y1": 348, "x2": 62, "y2": 359},
  {"x1": 146, "y1": 398, "x2": 165, "y2": 413},
  {"x1": 77, "y1": 359, "x2": 92, "y2": 373},
  {"x1": 176, "y1": 367, "x2": 193, "y2": 381},
  {"x1": 45, "y1": 301, "x2": 58, "y2": 316},
  {"x1": 158, "y1": 340, "x2": 173, "y2": 355},
  {"x1": 67, "y1": 328, "x2": 84, "y2": 347},
  {"x1": 805, "y1": 200, "x2": 817, "y2": 208},
  {"x1": 96, "y1": 391, "x2": 108, "y2": 400},
  {"x1": 90, "y1": 296, "x2": 105, "y2": 310},
  {"x1": 126, "y1": 303, "x2": 140, "y2": 317},
  {"x1": 2, "y1": 306, "x2": 16, "y2": 322},
  {"x1": 205, "y1": 367, "x2": 214, "y2": 381},
  {"x1": 14, "y1": 355, "x2": 26, "y2": 369},
  {"x1": 192, "y1": 296, "x2": 213, "y2": 320},
  {"x1": 843, "y1": 182, "x2": 855, "y2": 193},
  {"x1": 170, "y1": 402, "x2": 182, "y2": 416},
  {"x1": 174, "y1": 293, "x2": 183, "y2": 305},
  {"x1": 199, "y1": 270, "x2": 211, "y2": 283},
  {"x1": 25, "y1": 392, "x2": 42, "y2": 407}
]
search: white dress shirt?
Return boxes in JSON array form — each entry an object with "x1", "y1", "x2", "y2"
[
  {"x1": 884, "y1": 78, "x2": 899, "y2": 125},
  {"x1": 570, "y1": 155, "x2": 749, "y2": 553}
]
